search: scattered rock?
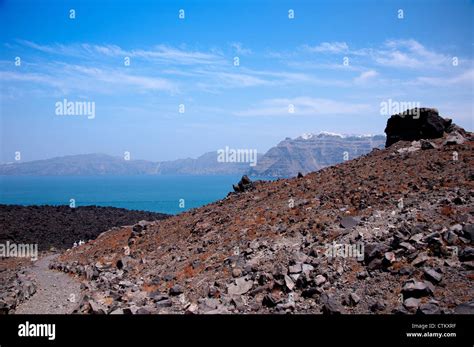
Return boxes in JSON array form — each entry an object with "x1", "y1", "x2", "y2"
[
  {"x1": 454, "y1": 301, "x2": 474, "y2": 314},
  {"x1": 340, "y1": 216, "x2": 360, "y2": 229},
  {"x1": 383, "y1": 252, "x2": 396, "y2": 267},
  {"x1": 169, "y1": 285, "x2": 184, "y2": 296},
  {"x1": 227, "y1": 277, "x2": 253, "y2": 296},
  {"x1": 284, "y1": 275, "x2": 295, "y2": 291},
  {"x1": 459, "y1": 247, "x2": 474, "y2": 261},
  {"x1": 411, "y1": 253, "x2": 430, "y2": 267},
  {"x1": 315, "y1": 275, "x2": 326, "y2": 286},
  {"x1": 320, "y1": 294, "x2": 344, "y2": 314},
  {"x1": 262, "y1": 294, "x2": 279, "y2": 308},
  {"x1": 444, "y1": 132, "x2": 466, "y2": 146},
  {"x1": 288, "y1": 263, "x2": 302, "y2": 274},
  {"x1": 403, "y1": 298, "x2": 420, "y2": 312},
  {"x1": 402, "y1": 280, "x2": 433, "y2": 299},
  {"x1": 420, "y1": 139, "x2": 437, "y2": 150},
  {"x1": 349, "y1": 292, "x2": 360, "y2": 306},
  {"x1": 232, "y1": 268, "x2": 243, "y2": 278},
  {"x1": 29, "y1": 115, "x2": 471, "y2": 315},
  {"x1": 423, "y1": 267, "x2": 442, "y2": 284},
  {"x1": 463, "y1": 224, "x2": 474, "y2": 241},
  {"x1": 370, "y1": 300, "x2": 386, "y2": 312},
  {"x1": 417, "y1": 302, "x2": 440, "y2": 315}
]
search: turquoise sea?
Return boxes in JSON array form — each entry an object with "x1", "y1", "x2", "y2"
[{"x1": 0, "y1": 175, "x2": 251, "y2": 215}]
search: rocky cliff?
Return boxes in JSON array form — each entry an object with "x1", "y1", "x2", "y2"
[{"x1": 248, "y1": 133, "x2": 385, "y2": 177}]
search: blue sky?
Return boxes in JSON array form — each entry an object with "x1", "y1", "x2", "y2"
[{"x1": 1, "y1": 0, "x2": 473, "y2": 162}]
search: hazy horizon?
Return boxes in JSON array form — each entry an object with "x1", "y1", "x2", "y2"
[{"x1": 0, "y1": 131, "x2": 388, "y2": 164}]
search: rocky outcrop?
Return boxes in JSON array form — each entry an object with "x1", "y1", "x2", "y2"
[
  {"x1": 232, "y1": 175, "x2": 255, "y2": 193},
  {"x1": 0, "y1": 265, "x2": 36, "y2": 314},
  {"x1": 384, "y1": 108, "x2": 454, "y2": 147}
]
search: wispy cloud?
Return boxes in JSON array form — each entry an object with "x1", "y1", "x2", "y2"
[
  {"x1": 16, "y1": 40, "x2": 225, "y2": 66},
  {"x1": 4, "y1": 38, "x2": 472, "y2": 100},
  {"x1": 1, "y1": 62, "x2": 178, "y2": 95},
  {"x1": 302, "y1": 42, "x2": 349, "y2": 54},
  {"x1": 299, "y1": 39, "x2": 459, "y2": 71},
  {"x1": 354, "y1": 70, "x2": 378, "y2": 84},
  {"x1": 372, "y1": 39, "x2": 451, "y2": 69},
  {"x1": 234, "y1": 97, "x2": 372, "y2": 117},
  {"x1": 410, "y1": 69, "x2": 474, "y2": 86},
  {"x1": 230, "y1": 42, "x2": 252, "y2": 56}
]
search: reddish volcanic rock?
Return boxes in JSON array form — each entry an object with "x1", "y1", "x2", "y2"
[{"x1": 51, "y1": 128, "x2": 473, "y2": 314}]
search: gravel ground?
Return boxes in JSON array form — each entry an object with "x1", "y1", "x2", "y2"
[{"x1": 15, "y1": 254, "x2": 81, "y2": 314}]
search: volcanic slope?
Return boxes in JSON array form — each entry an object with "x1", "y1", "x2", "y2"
[{"x1": 56, "y1": 134, "x2": 474, "y2": 314}]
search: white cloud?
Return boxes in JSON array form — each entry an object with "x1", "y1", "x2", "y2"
[
  {"x1": 8, "y1": 38, "x2": 472, "y2": 98},
  {"x1": 234, "y1": 97, "x2": 372, "y2": 117},
  {"x1": 373, "y1": 39, "x2": 450, "y2": 69},
  {"x1": 230, "y1": 42, "x2": 252, "y2": 56},
  {"x1": 130, "y1": 45, "x2": 224, "y2": 65},
  {"x1": 354, "y1": 70, "x2": 378, "y2": 84},
  {"x1": 16, "y1": 40, "x2": 224, "y2": 66},
  {"x1": 302, "y1": 42, "x2": 349, "y2": 54},
  {"x1": 410, "y1": 69, "x2": 474, "y2": 86},
  {"x1": 212, "y1": 71, "x2": 270, "y2": 87},
  {"x1": 296, "y1": 39, "x2": 457, "y2": 71},
  {"x1": 1, "y1": 63, "x2": 178, "y2": 95}
]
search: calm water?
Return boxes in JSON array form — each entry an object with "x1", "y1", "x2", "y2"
[{"x1": 0, "y1": 175, "x2": 248, "y2": 215}]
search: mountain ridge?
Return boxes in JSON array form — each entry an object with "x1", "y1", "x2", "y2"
[
  {"x1": 248, "y1": 133, "x2": 385, "y2": 177},
  {"x1": 0, "y1": 133, "x2": 385, "y2": 177}
]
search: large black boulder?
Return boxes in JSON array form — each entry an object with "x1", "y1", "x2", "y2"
[
  {"x1": 232, "y1": 175, "x2": 255, "y2": 193},
  {"x1": 384, "y1": 108, "x2": 452, "y2": 147}
]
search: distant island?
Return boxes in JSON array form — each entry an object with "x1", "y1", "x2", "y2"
[{"x1": 0, "y1": 133, "x2": 385, "y2": 178}]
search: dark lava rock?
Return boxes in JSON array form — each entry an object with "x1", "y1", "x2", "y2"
[
  {"x1": 155, "y1": 299, "x2": 173, "y2": 308},
  {"x1": 420, "y1": 139, "x2": 436, "y2": 150},
  {"x1": 462, "y1": 224, "x2": 474, "y2": 241},
  {"x1": 423, "y1": 267, "x2": 443, "y2": 284},
  {"x1": 136, "y1": 308, "x2": 151, "y2": 315},
  {"x1": 417, "y1": 302, "x2": 441, "y2": 315},
  {"x1": 169, "y1": 284, "x2": 184, "y2": 296},
  {"x1": 320, "y1": 293, "x2": 344, "y2": 314},
  {"x1": 262, "y1": 294, "x2": 279, "y2": 308},
  {"x1": 454, "y1": 301, "x2": 474, "y2": 314},
  {"x1": 0, "y1": 204, "x2": 168, "y2": 250},
  {"x1": 459, "y1": 247, "x2": 474, "y2": 261},
  {"x1": 402, "y1": 280, "x2": 433, "y2": 299},
  {"x1": 340, "y1": 216, "x2": 360, "y2": 229},
  {"x1": 349, "y1": 292, "x2": 360, "y2": 306},
  {"x1": 370, "y1": 300, "x2": 386, "y2": 312},
  {"x1": 403, "y1": 298, "x2": 420, "y2": 312},
  {"x1": 384, "y1": 108, "x2": 451, "y2": 147},
  {"x1": 233, "y1": 175, "x2": 255, "y2": 193},
  {"x1": 364, "y1": 243, "x2": 389, "y2": 263}
]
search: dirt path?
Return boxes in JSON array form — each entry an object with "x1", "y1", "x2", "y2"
[{"x1": 15, "y1": 254, "x2": 81, "y2": 314}]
